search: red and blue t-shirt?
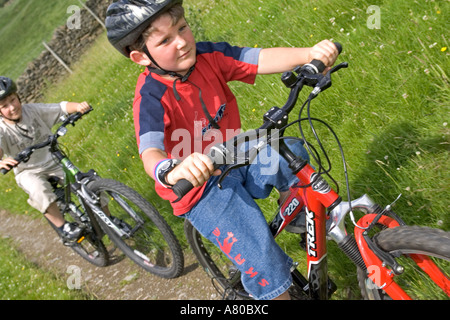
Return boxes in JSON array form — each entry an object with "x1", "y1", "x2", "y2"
[{"x1": 133, "y1": 41, "x2": 261, "y2": 215}]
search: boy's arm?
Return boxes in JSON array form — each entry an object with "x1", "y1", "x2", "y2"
[
  {"x1": 142, "y1": 148, "x2": 218, "y2": 189},
  {"x1": 257, "y1": 40, "x2": 339, "y2": 74},
  {"x1": 142, "y1": 148, "x2": 170, "y2": 180},
  {"x1": 65, "y1": 101, "x2": 91, "y2": 114}
]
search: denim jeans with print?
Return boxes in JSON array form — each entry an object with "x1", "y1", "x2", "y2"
[{"x1": 183, "y1": 139, "x2": 309, "y2": 300}]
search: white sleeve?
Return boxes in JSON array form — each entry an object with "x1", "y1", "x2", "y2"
[{"x1": 60, "y1": 101, "x2": 69, "y2": 114}]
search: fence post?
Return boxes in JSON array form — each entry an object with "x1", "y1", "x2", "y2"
[
  {"x1": 78, "y1": 0, "x2": 106, "y2": 30},
  {"x1": 42, "y1": 42, "x2": 73, "y2": 74}
]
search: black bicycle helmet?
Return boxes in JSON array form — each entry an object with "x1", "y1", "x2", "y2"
[
  {"x1": 106, "y1": 0, "x2": 183, "y2": 58},
  {"x1": 0, "y1": 76, "x2": 17, "y2": 100}
]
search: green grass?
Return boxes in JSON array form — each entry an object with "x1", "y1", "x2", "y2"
[
  {"x1": 0, "y1": 0, "x2": 448, "y2": 299},
  {"x1": 0, "y1": 237, "x2": 91, "y2": 300}
]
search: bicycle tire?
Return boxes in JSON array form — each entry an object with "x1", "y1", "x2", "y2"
[
  {"x1": 357, "y1": 225, "x2": 450, "y2": 300},
  {"x1": 88, "y1": 178, "x2": 184, "y2": 278},
  {"x1": 70, "y1": 232, "x2": 109, "y2": 267},
  {"x1": 55, "y1": 187, "x2": 109, "y2": 267},
  {"x1": 184, "y1": 220, "x2": 251, "y2": 299}
]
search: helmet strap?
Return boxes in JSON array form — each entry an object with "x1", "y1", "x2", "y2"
[{"x1": 142, "y1": 45, "x2": 220, "y2": 130}]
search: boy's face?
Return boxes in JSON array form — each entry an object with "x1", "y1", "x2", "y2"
[
  {"x1": 0, "y1": 93, "x2": 22, "y2": 123},
  {"x1": 136, "y1": 14, "x2": 196, "y2": 76}
]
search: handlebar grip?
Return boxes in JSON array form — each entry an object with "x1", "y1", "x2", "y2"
[
  {"x1": 1, "y1": 156, "x2": 20, "y2": 175},
  {"x1": 303, "y1": 42, "x2": 343, "y2": 74},
  {"x1": 172, "y1": 179, "x2": 195, "y2": 202}
]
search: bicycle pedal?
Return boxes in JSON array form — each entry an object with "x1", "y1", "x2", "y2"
[
  {"x1": 62, "y1": 239, "x2": 78, "y2": 247},
  {"x1": 61, "y1": 230, "x2": 87, "y2": 247}
]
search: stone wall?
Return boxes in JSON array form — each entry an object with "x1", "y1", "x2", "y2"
[{"x1": 16, "y1": 0, "x2": 113, "y2": 103}]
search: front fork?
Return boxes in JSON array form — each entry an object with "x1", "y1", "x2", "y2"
[{"x1": 329, "y1": 195, "x2": 414, "y2": 300}]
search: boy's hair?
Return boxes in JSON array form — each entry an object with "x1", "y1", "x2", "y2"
[{"x1": 129, "y1": 4, "x2": 185, "y2": 53}]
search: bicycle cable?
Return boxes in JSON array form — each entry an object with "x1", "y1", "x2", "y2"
[{"x1": 276, "y1": 95, "x2": 366, "y2": 229}]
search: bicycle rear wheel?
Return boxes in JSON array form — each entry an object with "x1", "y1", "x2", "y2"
[
  {"x1": 184, "y1": 220, "x2": 251, "y2": 299},
  {"x1": 89, "y1": 178, "x2": 184, "y2": 278},
  {"x1": 357, "y1": 225, "x2": 450, "y2": 300}
]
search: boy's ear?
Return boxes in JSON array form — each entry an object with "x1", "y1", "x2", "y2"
[{"x1": 130, "y1": 50, "x2": 152, "y2": 66}]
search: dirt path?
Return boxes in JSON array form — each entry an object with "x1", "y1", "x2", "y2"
[{"x1": 0, "y1": 209, "x2": 218, "y2": 300}]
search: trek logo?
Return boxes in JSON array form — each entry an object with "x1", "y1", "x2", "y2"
[
  {"x1": 310, "y1": 172, "x2": 331, "y2": 194},
  {"x1": 305, "y1": 209, "x2": 317, "y2": 257},
  {"x1": 282, "y1": 197, "x2": 300, "y2": 217}
]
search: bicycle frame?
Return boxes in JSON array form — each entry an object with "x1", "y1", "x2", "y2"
[
  {"x1": 49, "y1": 134, "x2": 129, "y2": 238},
  {"x1": 268, "y1": 140, "x2": 341, "y2": 299}
]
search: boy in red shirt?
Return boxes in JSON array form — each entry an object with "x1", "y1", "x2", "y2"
[{"x1": 106, "y1": 0, "x2": 338, "y2": 299}]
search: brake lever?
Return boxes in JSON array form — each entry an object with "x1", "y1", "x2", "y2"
[
  {"x1": 216, "y1": 145, "x2": 261, "y2": 188},
  {"x1": 330, "y1": 62, "x2": 348, "y2": 74},
  {"x1": 310, "y1": 62, "x2": 349, "y2": 98},
  {"x1": 216, "y1": 163, "x2": 240, "y2": 188}
]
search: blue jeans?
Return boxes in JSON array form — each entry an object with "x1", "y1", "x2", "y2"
[{"x1": 183, "y1": 139, "x2": 309, "y2": 299}]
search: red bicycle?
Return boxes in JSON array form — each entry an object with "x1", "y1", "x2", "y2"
[{"x1": 176, "y1": 44, "x2": 450, "y2": 300}]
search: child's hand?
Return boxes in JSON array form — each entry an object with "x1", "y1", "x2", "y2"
[
  {"x1": 0, "y1": 157, "x2": 18, "y2": 171},
  {"x1": 166, "y1": 153, "x2": 220, "y2": 188},
  {"x1": 309, "y1": 40, "x2": 339, "y2": 70},
  {"x1": 76, "y1": 101, "x2": 91, "y2": 114}
]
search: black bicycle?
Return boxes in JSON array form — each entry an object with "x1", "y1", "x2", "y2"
[{"x1": 2, "y1": 109, "x2": 184, "y2": 278}]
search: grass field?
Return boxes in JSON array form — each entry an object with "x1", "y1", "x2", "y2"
[{"x1": 0, "y1": 0, "x2": 448, "y2": 299}]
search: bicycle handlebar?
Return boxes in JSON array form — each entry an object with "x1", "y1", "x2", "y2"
[
  {"x1": 0, "y1": 107, "x2": 93, "y2": 175},
  {"x1": 172, "y1": 43, "x2": 345, "y2": 201}
]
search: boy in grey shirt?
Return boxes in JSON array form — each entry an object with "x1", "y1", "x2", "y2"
[{"x1": 0, "y1": 76, "x2": 91, "y2": 241}]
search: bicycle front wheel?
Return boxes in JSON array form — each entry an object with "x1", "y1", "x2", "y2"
[
  {"x1": 88, "y1": 178, "x2": 184, "y2": 278},
  {"x1": 357, "y1": 225, "x2": 450, "y2": 300}
]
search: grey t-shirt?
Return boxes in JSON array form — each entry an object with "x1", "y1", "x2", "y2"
[{"x1": 0, "y1": 102, "x2": 67, "y2": 174}]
